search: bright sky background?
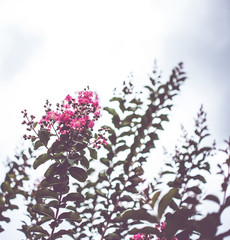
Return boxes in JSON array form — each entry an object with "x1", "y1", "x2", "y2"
[{"x1": 0, "y1": 0, "x2": 230, "y2": 239}]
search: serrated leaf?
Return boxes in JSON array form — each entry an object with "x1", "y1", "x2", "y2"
[
  {"x1": 158, "y1": 188, "x2": 178, "y2": 219},
  {"x1": 58, "y1": 211, "x2": 81, "y2": 222},
  {"x1": 27, "y1": 225, "x2": 49, "y2": 235},
  {"x1": 33, "y1": 153, "x2": 52, "y2": 169},
  {"x1": 32, "y1": 204, "x2": 55, "y2": 218},
  {"x1": 69, "y1": 167, "x2": 87, "y2": 182}
]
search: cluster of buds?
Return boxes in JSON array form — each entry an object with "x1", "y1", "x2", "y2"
[
  {"x1": 93, "y1": 126, "x2": 109, "y2": 149},
  {"x1": 130, "y1": 222, "x2": 178, "y2": 240},
  {"x1": 21, "y1": 110, "x2": 36, "y2": 140}
]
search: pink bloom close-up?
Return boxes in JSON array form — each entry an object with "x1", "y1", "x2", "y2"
[
  {"x1": 65, "y1": 94, "x2": 73, "y2": 102},
  {"x1": 130, "y1": 233, "x2": 145, "y2": 240}
]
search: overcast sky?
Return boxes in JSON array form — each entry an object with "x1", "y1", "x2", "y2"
[{"x1": 0, "y1": 0, "x2": 230, "y2": 238}]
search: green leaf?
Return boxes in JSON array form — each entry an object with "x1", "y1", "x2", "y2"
[
  {"x1": 129, "y1": 226, "x2": 160, "y2": 235},
  {"x1": 40, "y1": 176, "x2": 67, "y2": 188},
  {"x1": 110, "y1": 97, "x2": 126, "y2": 112},
  {"x1": 0, "y1": 216, "x2": 10, "y2": 223},
  {"x1": 104, "y1": 233, "x2": 120, "y2": 240},
  {"x1": 119, "y1": 130, "x2": 134, "y2": 138},
  {"x1": 88, "y1": 147, "x2": 98, "y2": 159},
  {"x1": 33, "y1": 122, "x2": 38, "y2": 128},
  {"x1": 50, "y1": 140, "x2": 65, "y2": 154},
  {"x1": 152, "y1": 123, "x2": 164, "y2": 130},
  {"x1": 47, "y1": 200, "x2": 59, "y2": 208},
  {"x1": 69, "y1": 167, "x2": 87, "y2": 182},
  {"x1": 150, "y1": 191, "x2": 161, "y2": 208},
  {"x1": 32, "y1": 204, "x2": 55, "y2": 218},
  {"x1": 204, "y1": 194, "x2": 220, "y2": 205},
  {"x1": 58, "y1": 211, "x2": 81, "y2": 222},
  {"x1": 33, "y1": 153, "x2": 52, "y2": 169},
  {"x1": 38, "y1": 216, "x2": 53, "y2": 225},
  {"x1": 190, "y1": 174, "x2": 206, "y2": 183},
  {"x1": 75, "y1": 142, "x2": 87, "y2": 151},
  {"x1": 35, "y1": 188, "x2": 58, "y2": 199},
  {"x1": 38, "y1": 130, "x2": 50, "y2": 145},
  {"x1": 149, "y1": 132, "x2": 159, "y2": 141},
  {"x1": 34, "y1": 140, "x2": 44, "y2": 150},
  {"x1": 158, "y1": 188, "x2": 178, "y2": 219},
  {"x1": 121, "y1": 208, "x2": 157, "y2": 223},
  {"x1": 100, "y1": 158, "x2": 110, "y2": 167},
  {"x1": 116, "y1": 144, "x2": 129, "y2": 153},
  {"x1": 63, "y1": 193, "x2": 84, "y2": 203},
  {"x1": 44, "y1": 162, "x2": 58, "y2": 178},
  {"x1": 120, "y1": 195, "x2": 133, "y2": 202},
  {"x1": 187, "y1": 186, "x2": 202, "y2": 195},
  {"x1": 52, "y1": 229, "x2": 75, "y2": 239},
  {"x1": 95, "y1": 189, "x2": 107, "y2": 198},
  {"x1": 104, "y1": 107, "x2": 121, "y2": 128},
  {"x1": 1, "y1": 181, "x2": 12, "y2": 193},
  {"x1": 159, "y1": 114, "x2": 169, "y2": 122},
  {"x1": 104, "y1": 107, "x2": 118, "y2": 117},
  {"x1": 27, "y1": 225, "x2": 49, "y2": 235},
  {"x1": 80, "y1": 156, "x2": 89, "y2": 169}
]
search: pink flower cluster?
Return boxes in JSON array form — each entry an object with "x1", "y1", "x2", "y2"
[
  {"x1": 39, "y1": 91, "x2": 100, "y2": 135},
  {"x1": 130, "y1": 233, "x2": 145, "y2": 240},
  {"x1": 129, "y1": 222, "x2": 178, "y2": 240}
]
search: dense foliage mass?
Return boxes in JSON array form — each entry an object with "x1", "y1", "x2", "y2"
[{"x1": 0, "y1": 63, "x2": 229, "y2": 240}]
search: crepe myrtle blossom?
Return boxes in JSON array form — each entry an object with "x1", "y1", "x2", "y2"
[
  {"x1": 129, "y1": 222, "x2": 178, "y2": 240},
  {"x1": 22, "y1": 90, "x2": 107, "y2": 147},
  {"x1": 38, "y1": 90, "x2": 100, "y2": 134},
  {"x1": 130, "y1": 233, "x2": 145, "y2": 240}
]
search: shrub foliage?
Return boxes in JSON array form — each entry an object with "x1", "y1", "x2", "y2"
[{"x1": 0, "y1": 63, "x2": 229, "y2": 240}]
